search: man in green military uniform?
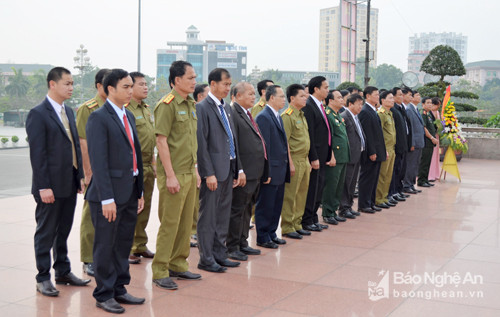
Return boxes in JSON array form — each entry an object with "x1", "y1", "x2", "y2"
[
  {"x1": 250, "y1": 79, "x2": 274, "y2": 118},
  {"x1": 152, "y1": 61, "x2": 201, "y2": 291},
  {"x1": 375, "y1": 91, "x2": 397, "y2": 208},
  {"x1": 76, "y1": 68, "x2": 110, "y2": 276},
  {"x1": 417, "y1": 97, "x2": 438, "y2": 187},
  {"x1": 280, "y1": 84, "x2": 312, "y2": 239},
  {"x1": 322, "y1": 90, "x2": 351, "y2": 224},
  {"x1": 126, "y1": 72, "x2": 156, "y2": 264}
]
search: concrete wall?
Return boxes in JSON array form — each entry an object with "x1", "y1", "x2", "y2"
[{"x1": 463, "y1": 137, "x2": 500, "y2": 160}]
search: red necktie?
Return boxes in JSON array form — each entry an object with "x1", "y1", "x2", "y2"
[
  {"x1": 123, "y1": 114, "x2": 137, "y2": 173},
  {"x1": 320, "y1": 105, "x2": 331, "y2": 146},
  {"x1": 247, "y1": 110, "x2": 267, "y2": 160}
]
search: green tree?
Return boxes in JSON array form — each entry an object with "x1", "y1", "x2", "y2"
[
  {"x1": 5, "y1": 68, "x2": 30, "y2": 98},
  {"x1": 337, "y1": 81, "x2": 361, "y2": 91},
  {"x1": 369, "y1": 64, "x2": 403, "y2": 89}
]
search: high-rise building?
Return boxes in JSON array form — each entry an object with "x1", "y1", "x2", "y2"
[
  {"x1": 319, "y1": 2, "x2": 378, "y2": 81},
  {"x1": 156, "y1": 26, "x2": 247, "y2": 83},
  {"x1": 408, "y1": 32, "x2": 468, "y2": 81}
]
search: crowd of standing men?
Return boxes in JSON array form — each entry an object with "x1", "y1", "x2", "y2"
[{"x1": 26, "y1": 61, "x2": 440, "y2": 314}]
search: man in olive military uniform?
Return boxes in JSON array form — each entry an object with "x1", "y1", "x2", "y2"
[
  {"x1": 152, "y1": 61, "x2": 201, "y2": 291},
  {"x1": 321, "y1": 90, "x2": 351, "y2": 225},
  {"x1": 126, "y1": 72, "x2": 156, "y2": 264},
  {"x1": 280, "y1": 84, "x2": 311, "y2": 239},
  {"x1": 375, "y1": 91, "x2": 397, "y2": 209},
  {"x1": 250, "y1": 79, "x2": 274, "y2": 118},
  {"x1": 417, "y1": 97, "x2": 438, "y2": 187},
  {"x1": 76, "y1": 68, "x2": 110, "y2": 276}
]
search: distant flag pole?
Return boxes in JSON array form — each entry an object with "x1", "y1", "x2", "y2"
[{"x1": 441, "y1": 85, "x2": 451, "y2": 117}]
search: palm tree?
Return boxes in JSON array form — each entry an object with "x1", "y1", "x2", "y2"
[{"x1": 5, "y1": 68, "x2": 30, "y2": 126}]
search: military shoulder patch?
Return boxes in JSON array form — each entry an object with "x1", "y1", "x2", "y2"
[
  {"x1": 162, "y1": 93, "x2": 175, "y2": 105},
  {"x1": 84, "y1": 99, "x2": 98, "y2": 109},
  {"x1": 144, "y1": 103, "x2": 150, "y2": 108},
  {"x1": 284, "y1": 108, "x2": 294, "y2": 115},
  {"x1": 378, "y1": 108, "x2": 385, "y2": 113},
  {"x1": 326, "y1": 108, "x2": 331, "y2": 115},
  {"x1": 124, "y1": 103, "x2": 129, "y2": 108}
]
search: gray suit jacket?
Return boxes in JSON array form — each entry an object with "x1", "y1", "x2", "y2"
[
  {"x1": 196, "y1": 95, "x2": 240, "y2": 182},
  {"x1": 341, "y1": 109, "x2": 364, "y2": 165},
  {"x1": 405, "y1": 103, "x2": 425, "y2": 149}
]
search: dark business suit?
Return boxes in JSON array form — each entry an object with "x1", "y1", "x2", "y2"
[
  {"x1": 196, "y1": 95, "x2": 240, "y2": 266},
  {"x1": 339, "y1": 109, "x2": 365, "y2": 212},
  {"x1": 389, "y1": 104, "x2": 409, "y2": 197},
  {"x1": 227, "y1": 103, "x2": 268, "y2": 253},
  {"x1": 357, "y1": 103, "x2": 386, "y2": 209},
  {"x1": 404, "y1": 103, "x2": 425, "y2": 189},
  {"x1": 85, "y1": 101, "x2": 144, "y2": 302},
  {"x1": 26, "y1": 97, "x2": 83, "y2": 283},
  {"x1": 255, "y1": 106, "x2": 290, "y2": 243},
  {"x1": 302, "y1": 96, "x2": 331, "y2": 226}
]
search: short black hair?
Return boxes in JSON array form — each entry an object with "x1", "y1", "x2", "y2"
[
  {"x1": 347, "y1": 93, "x2": 363, "y2": 107},
  {"x1": 257, "y1": 79, "x2": 274, "y2": 96},
  {"x1": 129, "y1": 71, "x2": 145, "y2": 81},
  {"x1": 95, "y1": 68, "x2": 111, "y2": 88},
  {"x1": 391, "y1": 87, "x2": 402, "y2": 96},
  {"x1": 265, "y1": 85, "x2": 281, "y2": 102},
  {"x1": 208, "y1": 68, "x2": 231, "y2": 85},
  {"x1": 422, "y1": 96, "x2": 431, "y2": 104},
  {"x1": 46, "y1": 67, "x2": 71, "y2": 88},
  {"x1": 431, "y1": 97, "x2": 441, "y2": 105},
  {"x1": 169, "y1": 61, "x2": 192, "y2": 87},
  {"x1": 401, "y1": 88, "x2": 413, "y2": 96},
  {"x1": 363, "y1": 86, "x2": 378, "y2": 97},
  {"x1": 325, "y1": 89, "x2": 339, "y2": 106},
  {"x1": 193, "y1": 83, "x2": 208, "y2": 102},
  {"x1": 308, "y1": 76, "x2": 326, "y2": 95},
  {"x1": 379, "y1": 90, "x2": 393, "y2": 104},
  {"x1": 286, "y1": 84, "x2": 305, "y2": 103},
  {"x1": 346, "y1": 86, "x2": 358, "y2": 93},
  {"x1": 340, "y1": 90, "x2": 349, "y2": 97},
  {"x1": 103, "y1": 69, "x2": 130, "y2": 95}
]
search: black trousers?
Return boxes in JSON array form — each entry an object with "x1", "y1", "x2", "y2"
[
  {"x1": 255, "y1": 183, "x2": 285, "y2": 243},
  {"x1": 302, "y1": 162, "x2": 326, "y2": 226},
  {"x1": 418, "y1": 147, "x2": 434, "y2": 185},
  {"x1": 34, "y1": 171, "x2": 77, "y2": 283},
  {"x1": 89, "y1": 185, "x2": 138, "y2": 302},
  {"x1": 389, "y1": 151, "x2": 406, "y2": 196},
  {"x1": 227, "y1": 179, "x2": 260, "y2": 253},
  {"x1": 358, "y1": 154, "x2": 381, "y2": 209},
  {"x1": 340, "y1": 160, "x2": 360, "y2": 212}
]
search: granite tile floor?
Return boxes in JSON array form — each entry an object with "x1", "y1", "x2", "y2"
[{"x1": 0, "y1": 158, "x2": 499, "y2": 316}]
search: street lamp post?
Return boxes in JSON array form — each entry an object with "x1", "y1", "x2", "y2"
[{"x1": 73, "y1": 44, "x2": 91, "y2": 104}]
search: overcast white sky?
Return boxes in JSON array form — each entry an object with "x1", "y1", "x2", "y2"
[{"x1": 1, "y1": 0, "x2": 498, "y2": 79}]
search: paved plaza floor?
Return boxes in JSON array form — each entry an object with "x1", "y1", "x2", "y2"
[{"x1": 0, "y1": 158, "x2": 499, "y2": 316}]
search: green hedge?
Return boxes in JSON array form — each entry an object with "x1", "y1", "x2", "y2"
[{"x1": 458, "y1": 117, "x2": 488, "y2": 125}]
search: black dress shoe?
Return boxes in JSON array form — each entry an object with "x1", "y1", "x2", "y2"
[
  {"x1": 358, "y1": 207, "x2": 375, "y2": 214},
  {"x1": 428, "y1": 179, "x2": 436, "y2": 182},
  {"x1": 216, "y1": 258, "x2": 240, "y2": 267},
  {"x1": 388, "y1": 198, "x2": 398, "y2": 205},
  {"x1": 353, "y1": 191, "x2": 359, "y2": 198},
  {"x1": 418, "y1": 183, "x2": 431, "y2": 187},
  {"x1": 411, "y1": 186, "x2": 422, "y2": 193},
  {"x1": 197, "y1": 263, "x2": 226, "y2": 273},
  {"x1": 403, "y1": 188, "x2": 418, "y2": 194},
  {"x1": 375, "y1": 203, "x2": 390, "y2": 209},
  {"x1": 339, "y1": 210, "x2": 356, "y2": 219},
  {"x1": 128, "y1": 254, "x2": 141, "y2": 264},
  {"x1": 272, "y1": 237, "x2": 287, "y2": 245},
  {"x1": 399, "y1": 192, "x2": 410, "y2": 198},
  {"x1": 190, "y1": 241, "x2": 198, "y2": 248},
  {"x1": 249, "y1": 224, "x2": 254, "y2": 229},
  {"x1": 316, "y1": 222, "x2": 329, "y2": 230},
  {"x1": 393, "y1": 194, "x2": 406, "y2": 202},
  {"x1": 333, "y1": 214, "x2": 346, "y2": 222},
  {"x1": 284, "y1": 232, "x2": 303, "y2": 239},
  {"x1": 115, "y1": 293, "x2": 145, "y2": 305},
  {"x1": 169, "y1": 270, "x2": 202, "y2": 280},
  {"x1": 371, "y1": 205, "x2": 382, "y2": 211},
  {"x1": 323, "y1": 216, "x2": 338, "y2": 225},
  {"x1": 228, "y1": 251, "x2": 248, "y2": 261},
  {"x1": 133, "y1": 249, "x2": 155, "y2": 258},
  {"x1": 240, "y1": 246, "x2": 261, "y2": 255},
  {"x1": 303, "y1": 224, "x2": 321, "y2": 232},
  {"x1": 350, "y1": 209, "x2": 361, "y2": 216},
  {"x1": 386, "y1": 201, "x2": 397, "y2": 207},
  {"x1": 153, "y1": 277, "x2": 179, "y2": 289},
  {"x1": 426, "y1": 182, "x2": 435, "y2": 186},
  {"x1": 257, "y1": 241, "x2": 278, "y2": 249},
  {"x1": 55, "y1": 272, "x2": 91, "y2": 286},
  {"x1": 96, "y1": 298, "x2": 125, "y2": 314},
  {"x1": 296, "y1": 229, "x2": 311, "y2": 236},
  {"x1": 36, "y1": 280, "x2": 59, "y2": 297},
  {"x1": 83, "y1": 262, "x2": 95, "y2": 276}
]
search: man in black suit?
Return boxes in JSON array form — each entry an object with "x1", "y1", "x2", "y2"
[
  {"x1": 86, "y1": 69, "x2": 145, "y2": 314},
  {"x1": 254, "y1": 85, "x2": 290, "y2": 248},
  {"x1": 26, "y1": 67, "x2": 90, "y2": 297},
  {"x1": 357, "y1": 86, "x2": 387, "y2": 213},
  {"x1": 339, "y1": 93, "x2": 365, "y2": 217},
  {"x1": 302, "y1": 76, "x2": 331, "y2": 232},
  {"x1": 227, "y1": 82, "x2": 269, "y2": 260},
  {"x1": 197, "y1": 68, "x2": 244, "y2": 273}
]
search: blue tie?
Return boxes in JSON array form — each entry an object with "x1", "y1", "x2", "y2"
[{"x1": 218, "y1": 104, "x2": 235, "y2": 159}]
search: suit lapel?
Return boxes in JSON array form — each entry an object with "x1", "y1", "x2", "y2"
[
  {"x1": 234, "y1": 103, "x2": 260, "y2": 137},
  {"x1": 105, "y1": 102, "x2": 131, "y2": 148},
  {"x1": 44, "y1": 99, "x2": 70, "y2": 141},
  {"x1": 207, "y1": 98, "x2": 230, "y2": 138}
]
